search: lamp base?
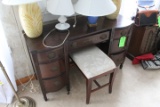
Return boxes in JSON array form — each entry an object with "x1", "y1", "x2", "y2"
[
  {"x1": 13, "y1": 96, "x2": 35, "y2": 107},
  {"x1": 19, "y1": 3, "x2": 43, "y2": 38},
  {"x1": 55, "y1": 23, "x2": 70, "y2": 31},
  {"x1": 87, "y1": 16, "x2": 98, "y2": 27},
  {"x1": 88, "y1": 23, "x2": 97, "y2": 27}
]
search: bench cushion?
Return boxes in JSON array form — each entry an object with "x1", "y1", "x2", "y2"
[{"x1": 70, "y1": 46, "x2": 116, "y2": 79}]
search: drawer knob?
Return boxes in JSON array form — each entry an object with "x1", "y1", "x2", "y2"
[
  {"x1": 121, "y1": 31, "x2": 127, "y2": 36},
  {"x1": 51, "y1": 66, "x2": 59, "y2": 71},
  {"x1": 54, "y1": 81, "x2": 61, "y2": 86},
  {"x1": 47, "y1": 52, "x2": 56, "y2": 59}
]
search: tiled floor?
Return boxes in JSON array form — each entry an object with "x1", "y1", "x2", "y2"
[{"x1": 1, "y1": 58, "x2": 160, "y2": 107}]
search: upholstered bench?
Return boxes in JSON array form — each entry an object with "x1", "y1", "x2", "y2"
[{"x1": 70, "y1": 46, "x2": 117, "y2": 104}]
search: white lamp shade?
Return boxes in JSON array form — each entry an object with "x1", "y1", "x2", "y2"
[
  {"x1": 47, "y1": 0, "x2": 74, "y2": 16},
  {"x1": 74, "y1": 0, "x2": 117, "y2": 16},
  {"x1": 2, "y1": 0, "x2": 41, "y2": 5}
]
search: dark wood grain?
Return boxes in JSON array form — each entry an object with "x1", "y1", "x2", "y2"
[{"x1": 24, "y1": 15, "x2": 133, "y2": 101}]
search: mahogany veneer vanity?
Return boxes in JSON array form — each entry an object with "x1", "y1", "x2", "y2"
[{"x1": 24, "y1": 15, "x2": 133, "y2": 101}]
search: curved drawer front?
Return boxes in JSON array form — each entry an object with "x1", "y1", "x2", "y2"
[
  {"x1": 69, "y1": 32, "x2": 109, "y2": 50},
  {"x1": 37, "y1": 47, "x2": 64, "y2": 63},
  {"x1": 113, "y1": 26, "x2": 131, "y2": 39},
  {"x1": 110, "y1": 52, "x2": 126, "y2": 66},
  {"x1": 110, "y1": 38, "x2": 127, "y2": 53},
  {"x1": 43, "y1": 74, "x2": 65, "y2": 93},
  {"x1": 39, "y1": 60, "x2": 65, "y2": 79}
]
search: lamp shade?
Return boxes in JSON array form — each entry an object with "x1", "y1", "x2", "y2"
[
  {"x1": 46, "y1": 0, "x2": 74, "y2": 16},
  {"x1": 2, "y1": 0, "x2": 41, "y2": 5},
  {"x1": 74, "y1": 0, "x2": 117, "y2": 16},
  {"x1": 46, "y1": 0, "x2": 74, "y2": 30}
]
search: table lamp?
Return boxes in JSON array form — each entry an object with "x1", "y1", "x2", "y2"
[
  {"x1": 46, "y1": 0, "x2": 74, "y2": 31},
  {"x1": 74, "y1": 0, "x2": 116, "y2": 27},
  {"x1": 2, "y1": 0, "x2": 43, "y2": 38}
]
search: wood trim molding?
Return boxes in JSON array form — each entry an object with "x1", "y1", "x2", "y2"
[{"x1": 16, "y1": 74, "x2": 36, "y2": 86}]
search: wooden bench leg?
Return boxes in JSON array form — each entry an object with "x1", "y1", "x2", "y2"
[
  {"x1": 86, "y1": 79, "x2": 92, "y2": 104},
  {"x1": 43, "y1": 93, "x2": 48, "y2": 101},
  {"x1": 66, "y1": 83, "x2": 70, "y2": 94},
  {"x1": 109, "y1": 70, "x2": 116, "y2": 93},
  {"x1": 120, "y1": 63, "x2": 123, "y2": 69},
  {"x1": 66, "y1": 73, "x2": 70, "y2": 94}
]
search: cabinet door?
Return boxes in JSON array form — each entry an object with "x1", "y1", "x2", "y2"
[
  {"x1": 127, "y1": 25, "x2": 146, "y2": 57},
  {"x1": 140, "y1": 26, "x2": 158, "y2": 54},
  {"x1": 127, "y1": 25, "x2": 159, "y2": 58}
]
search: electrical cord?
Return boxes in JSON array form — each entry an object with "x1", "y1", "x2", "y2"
[
  {"x1": 42, "y1": 28, "x2": 70, "y2": 48},
  {"x1": 15, "y1": 75, "x2": 31, "y2": 92},
  {"x1": 42, "y1": 14, "x2": 77, "y2": 48},
  {"x1": 15, "y1": 75, "x2": 40, "y2": 93},
  {"x1": 12, "y1": 7, "x2": 40, "y2": 94},
  {"x1": 73, "y1": 14, "x2": 77, "y2": 28},
  {"x1": 12, "y1": 7, "x2": 32, "y2": 76}
]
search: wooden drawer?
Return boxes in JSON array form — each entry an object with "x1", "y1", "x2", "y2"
[
  {"x1": 113, "y1": 26, "x2": 131, "y2": 39},
  {"x1": 37, "y1": 47, "x2": 64, "y2": 63},
  {"x1": 43, "y1": 74, "x2": 65, "y2": 93},
  {"x1": 39, "y1": 59, "x2": 65, "y2": 79},
  {"x1": 69, "y1": 32, "x2": 109, "y2": 50},
  {"x1": 110, "y1": 38, "x2": 127, "y2": 53},
  {"x1": 110, "y1": 52, "x2": 126, "y2": 66}
]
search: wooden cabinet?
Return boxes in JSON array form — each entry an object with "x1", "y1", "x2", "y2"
[
  {"x1": 24, "y1": 29, "x2": 69, "y2": 101},
  {"x1": 108, "y1": 24, "x2": 133, "y2": 68},
  {"x1": 127, "y1": 25, "x2": 159, "y2": 59},
  {"x1": 24, "y1": 16, "x2": 133, "y2": 101},
  {"x1": 31, "y1": 46, "x2": 66, "y2": 101}
]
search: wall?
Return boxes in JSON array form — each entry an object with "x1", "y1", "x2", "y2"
[
  {"x1": 0, "y1": 20, "x2": 17, "y2": 104},
  {"x1": 0, "y1": 0, "x2": 77, "y2": 79},
  {"x1": 0, "y1": 3, "x2": 32, "y2": 79}
]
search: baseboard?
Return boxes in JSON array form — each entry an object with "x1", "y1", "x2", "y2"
[{"x1": 16, "y1": 74, "x2": 36, "y2": 86}]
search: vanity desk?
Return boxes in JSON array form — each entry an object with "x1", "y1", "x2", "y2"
[{"x1": 24, "y1": 15, "x2": 133, "y2": 101}]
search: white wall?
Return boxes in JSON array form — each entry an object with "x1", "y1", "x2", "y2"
[
  {"x1": 0, "y1": 18, "x2": 17, "y2": 104},
  {"x1": 0, "y1": 3, "x2": 32, "y2": 79},
  {"x1": 0, "y1": 0, "x2": 78, "y2": 79}
]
